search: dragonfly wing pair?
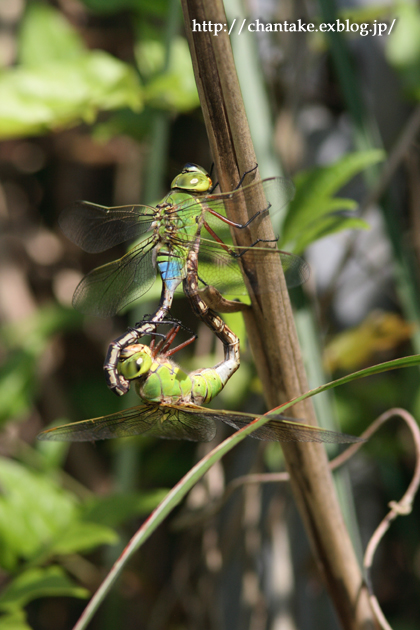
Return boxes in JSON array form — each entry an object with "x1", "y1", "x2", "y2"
[
  {"x1": 60, "y1": 175, "x2": 308, "y2": 319},
  {"x1": 38, "y1": 404, "x2": 363, "y2": 445},
  {"x1": 38, "y1": 403, "x2": 218, "y2": 443}
]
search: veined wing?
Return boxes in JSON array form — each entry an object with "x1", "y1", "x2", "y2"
[
  {"x1": 172, "y1": 177, "x2": 295, "y2": 224},
  {"x1": 73, "y1": 239, "x2": 157, "y2": 317},
  {"x1": 37, "y1": 403, "x2": 217, "y2": 442},
  {"x1": 59, "y1": 178, "x2": 293, "y2": 255},
  {"x1": 59, "y1": 201, "x2": 157, "y2": 253},
  {"x1": 170, "y1": 406, "x2": 364, "y2": 444},
  {"x1": 196, "y1": 239, "x2": 310, "y2": 295},
  {"x1": 202, "y1": 176, "x2": 295, "y2": 224}
]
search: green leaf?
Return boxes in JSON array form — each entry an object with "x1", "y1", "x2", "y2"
[
  {"x1": 0, "y1": 459, "x2": 76, "y2": 570},
  {"x1": 0, "y1": 567, "x2": 88, "y2": 611},
  {"x1": 0, "y1": 52, "x2": 143, "y2": 140},
  {"x1": 82, "y1": 490, "x2": 169, "y2": 528},
  {"x1": 135, "y1": 39, "x2": 166, "y2": 78},
  {"x1": 293, "y1": 215, "x2": 370, "y2": 255},
  {"x1": 18, "y1": 4, "x2": 85, "y2": 67},
  {"x1": 49, "y1": 522, "x2": 118, "y2": 555},
  {"x1": 0, "y1": 609, "x2": 31, "y2": 630},
  {"x1": 142, "y1": 38, "x2": 199, "y2": 112},
  {"x1": 0, "y1": 2, "x2": 144, "y2": 139},
  {"x1": 0, "y1": 459, "x2": 119, "y2": 570},
  {"x1": 280, "y1": 150, "x2": 384, "y2": 250}
]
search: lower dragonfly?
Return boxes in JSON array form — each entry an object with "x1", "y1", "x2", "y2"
[
  {"x1": 59, "y1": 163, "x2": 309, "y2": 396},
  {"x1": 38, "y1": 326, "x2": 362, "y2": 444}
]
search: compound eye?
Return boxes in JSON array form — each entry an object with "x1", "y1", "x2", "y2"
[
  {"x1": 183, "y1": 163, "x2": 198, "y2": 172},
  {"x1": 136, "y1": 358, "x2": 143, "y2": 369}
]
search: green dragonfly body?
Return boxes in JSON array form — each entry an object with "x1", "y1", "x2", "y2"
[
  {"x1": 60, "y1": 164, "x2": 308, "y2": 396},
  {"x1": 38, "y1": 328, "x2": 361, "y2": 445}
]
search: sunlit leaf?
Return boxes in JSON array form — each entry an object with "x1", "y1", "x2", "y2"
[
  {"x1": 18, "y1": 3, "x2": 85, "y2": 67},
  {"x1": 281, "y1": 150, "x2": 384, "y2": 250},
  {"x1": 142, "y1": 38, "x2": 199, "y2": 111},
  {"x1": 0, "y1": 52, "x2": 143, "y2": 140}
]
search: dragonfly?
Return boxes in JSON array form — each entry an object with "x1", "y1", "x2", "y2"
[
  {"x1": 60, "y1": 163, "x2": 309, "y2": 396},
  {"x1": 38, "y1": 325, "x2": 362, "y2": 445}
]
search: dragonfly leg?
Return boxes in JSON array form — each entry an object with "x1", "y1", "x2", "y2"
[
  {"x1": 150, "y1": 323, "x2": 197, "y2": 358},
  {"x1": 164, "y1": 333, "x2": 197, "y2": 358},
  {"x1": 209, "y1": 163, "x2": 258, "y2": 194},
  {"x1": 206, "y1": 200, "x2": 272, "y2": 230},
  {"x1": 240, "y1": 200, "x2": 272, "y2": 228},
  {"x1": 233, "y1": 163, "x2": 258, "y2": 190},
  {"x1": 232, "y1": 236, "x2": 279, "y2": 259},
  {"x1": 157, "y1": 325, "x2": 181, "y2": 355}
]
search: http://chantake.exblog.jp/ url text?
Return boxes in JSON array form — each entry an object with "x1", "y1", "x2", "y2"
[{"x1": 191, "y1": 18, "x2": 397, "y2": 37}]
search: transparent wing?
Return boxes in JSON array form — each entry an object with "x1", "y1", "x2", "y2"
[
  {"x1": 37, "y1": 404, "x2": 217, "y2": 442},
  {"x1": 173, "y1": 406, "x2": 363, "y2": 444},
  {"x1": 141, "y1": 176, "x2": 295, "y2": 226},
  {"x1": 202, "y1": 176, "x2": 295, "y2": 224},
  {"x1": 59, "y1": 178, "x2": 294, "y2": 255},
  {"x1": 195, "y1": 241, "x2": 309, "y2": 295},
  {"x1": 59, "y1": 201, "x2": 157, "y2": 253},
  {"x1": 72, "y1": 239, "x2": 157, "y2": 317}
]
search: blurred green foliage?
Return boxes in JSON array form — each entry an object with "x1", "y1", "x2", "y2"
[
  {"x1": 282, "y1": 150, "x2": 383, "y2": 253},
  {"x1": 386, "y1": 2, "x2": 420, "y2": 95},
  {"x1": 0, "y1": 2, "x2": 198, "y2": 140}
]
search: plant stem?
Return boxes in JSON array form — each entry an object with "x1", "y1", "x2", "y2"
[{"x1": 180, "y1": 1, "x2": 378, "y2": 627}]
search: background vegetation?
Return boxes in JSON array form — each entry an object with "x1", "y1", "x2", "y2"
[{"x1": 0, "y1": 0, "x2": 420, "y2": 629}]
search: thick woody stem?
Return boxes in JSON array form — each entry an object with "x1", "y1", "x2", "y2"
[{"x1": 180, "y1": 1, "x2": 378, "y2": 628}]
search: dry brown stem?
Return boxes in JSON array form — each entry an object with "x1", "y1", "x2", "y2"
[
  {"x1": 362, "y1": 409, "x2": 420, "y2": 630},
  {"x1": 180, "y1": 1, "x2": 378, "y2": 627}
]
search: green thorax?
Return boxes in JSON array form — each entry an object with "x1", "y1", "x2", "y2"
[
  {"x1": 118, "y1": 344, "x2": 224, "y2": 406},
  {"x1": 152, "y1": 164, "x2": 212, "y2": 282},
  {"x1": 156, "y1": 189, "x2": 203, "y2": 242},
  {"x1": 155, "y1": 163, "x2": 212, "y2": 244}
]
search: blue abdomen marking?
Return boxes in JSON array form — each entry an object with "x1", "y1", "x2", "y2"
[{"x1": 158, "y1": 258, "x2": 184, "y2": 292}]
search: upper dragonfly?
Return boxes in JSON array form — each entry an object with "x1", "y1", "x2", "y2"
[
  {"x1": 60, "y1": 164, "x2": 309, "y2": 394},
  {"x1": 61, "y1": 163, "x2": 308, "y2": 316}
]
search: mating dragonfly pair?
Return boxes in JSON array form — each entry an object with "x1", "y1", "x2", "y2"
[{"x1": 39, "y1": 164, "x2": 359, "y2": 446}]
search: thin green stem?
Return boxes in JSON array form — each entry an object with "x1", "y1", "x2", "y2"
[{"x1": 72, "y1": 352, "x2": 420, "y2": 630}]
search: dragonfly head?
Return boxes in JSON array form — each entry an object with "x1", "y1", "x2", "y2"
[
  {"x1": 118, "y1": 344, "x2": 153, "y2": 380},
  {"x1": 171, "y1": 164, "x2": 212, "y2": 193}
]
